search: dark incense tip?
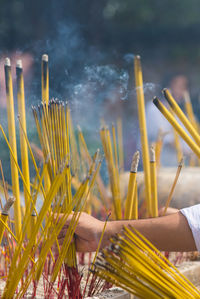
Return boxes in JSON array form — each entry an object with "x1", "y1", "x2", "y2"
[
  {"x1": 153, "y1": 97, "x2": 159, "y2": 106},
  {"x1": 106, "y1": 212, "x2": 111, "y2": 221},
  {"x1": 162, "y1": 88, "x2": 173, "y2": 107},
  {"x1": 162, "y1": 88, "x2": 167, "y2": 94},
  {"x1": 162, "y1": 88, "x2": 170, "y2": 100}
]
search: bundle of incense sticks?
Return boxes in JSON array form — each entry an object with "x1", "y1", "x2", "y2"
[
  {"x1": 153, "y1": 90, "x2": 200, "y2": 158},
  {"x1": 0, "y1": 55, "x2": 105, "y2": 298},
  {"x1": 77, "y1": 125, "x2": 110, "y2": 213},
  {"x1": 134, "y1": 56, "x2": 152, "y2": 217},
  {"x1": 133, "y1": 56, "x2": 187, "y2": 218},
  {"x1": 1, "y1": 115, "x2": 100, "y2": 298},
  {"x1": 93, "y1": 226, "x2": 200, "y2": 298},
  {"x1": 99, "y1": 124, "x2": 142, "y2": 221},
  {"x1": 100, "y1": 125, "x2": 122, "y2": 219}
]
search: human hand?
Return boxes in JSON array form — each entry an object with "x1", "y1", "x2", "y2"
[{"x1": 57, "y1": 212, "x2": 107, "y2": 252}]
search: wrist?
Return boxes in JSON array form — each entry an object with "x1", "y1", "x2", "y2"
[
  {"x1": 103, "y1": 221, "x2": 122, "y2": 245},
  {"x1": 100, "y1": 221, "x2": 113, "y2": 248}
]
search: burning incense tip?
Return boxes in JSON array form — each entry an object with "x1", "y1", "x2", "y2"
[
  {"x1": 2, "y1": 197, "x2": 15, "y2": 215},
  {"x1": 153, "y1": 97, "x2": 159, "y2": 106},
  {"x1": 16, "y1": 59, "x2": 22, "y2": 68},
  {"x1": 131, "y1": 151, "x2": 140, "y2": 172},
  {"x1": 150, "y1": 145, "x2": 155, "y2": 162},
  {"x1": 135, "y1": 55, "x2": 141, "y2": 59},
  {"x1": 31, "y1": 211, "x2": 37, "y2": 217},
  {"x1": 42, "y1": 54, "x2": 48, "y2": 62},
  {"x1": 5, "y1": 57, "x2": 11, "y2": 66}
]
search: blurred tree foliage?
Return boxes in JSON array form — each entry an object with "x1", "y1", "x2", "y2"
[
  {"x1": 1, "y1": 0, "x2": 200, "y2": 182},
  {"x1": 0, "y1": 0, "x2": 200, "y2": 58},
  {"x1": 103, "y1": 0, "x2": 200, "y2": 28},
  {"x1": 101, "y1": 0, "x2": 200, "y2": 53}
]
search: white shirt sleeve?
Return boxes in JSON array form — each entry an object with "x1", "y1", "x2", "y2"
[{"x1": 180, "y1": 204, "x2": 200, "y2": 251}]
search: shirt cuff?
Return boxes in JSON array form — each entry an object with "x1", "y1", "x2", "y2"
[{"x1": 180, "y1": 204, "x2": 200, "y2": 251}]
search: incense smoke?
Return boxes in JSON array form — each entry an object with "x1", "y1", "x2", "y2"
[
  {"x1": 27, "y1": 23, "x2": 131, "y2": 131},
  {"x1": 0, "y1": 21, "x2": 159, "y2": 187}
]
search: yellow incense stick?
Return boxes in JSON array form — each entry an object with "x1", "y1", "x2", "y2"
[
  {"x1": 0, "y1": 125, "x2": 39, "y2": 218},
  {"x1": 94, "y1": 226, "x2": 200, "y2": 298},
  {"x1": 0, "y1": 198, "x2": 15, "y2": 244},
  {"x1": 173, "y1": 127, "x2": 183, "y2": 163},
  {"x1": 4, "y1": 58, "x2": 22, "y2": 238},
  {"x1": 100, "y1": 127, "x2": 121, "y2": 219},
  {"x1": 51, "y1": 178, "x2": 90, "y2": 282},
  {"x1": 134, "y1": 55, "x2": 152, "y2": 217},
  {"x1": 41, "y1": 54, "x2": 49, "y2": 104},
  {"x1": 155, "y1": 129, "x2": 168, "y2": 169},
  {"x1": 162, "y1": 158, "x2": 183, "y2": 216},
  {"x1": 33, "y1": 101, "x2": 77, "y2": 269},
  {"x1": 91, "y1": 212, "x2": 111, "y2": 270},
  {"x1": 52, "y1": 158, "x2": 102, "y2": 281},
  {"x1": 131, "y1": 181, "x2": 138, "y2": 219},
  {"x1": 117, "y1": 118, "x2": 124, "y2": 173},
  {"x1": 153, "y1": 97, "x2": 200, "y2": 158},
  {"x1": 0, "y1": 160, "x2": 9, "y2": 204},
  {"x1": 149, "y1": 146, "x2": 158, "y2": 217},
  {"x1": 3, "y1": 164, "x2": 69, "y2": 298},
  {"x1": 184, "y1": 90, "x2": 199, "y2": 133},
  {"x1": 112, "y1": 123, "x2": 119, "y2": 174},
  {"x1": 41, "y1": 54, "x2": 51, "y2": 193},
  {"x1": 16, "y1": 60, "x2": 31, "y2": 236},
  {"x1": 31, "y1": 211, "x2": 37, "y2": 247},
  {"x1": 163, "y1": 88, "x2": 200, "y2": 146},
  {"x1": 68, "y1": 110, "x2": 80, "y2": 175},
  {"x1": 124, "y1": 151, "x2": 139, "y2": 220},
  {"x1": 78, "y1": 125, "x2": 109, "y2": 207}
]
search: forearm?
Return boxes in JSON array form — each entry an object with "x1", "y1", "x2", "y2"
[{"x1": 105, "y1": 212, "x2": 196, "y2": 252}]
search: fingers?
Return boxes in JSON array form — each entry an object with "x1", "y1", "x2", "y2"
[
  {"x1": 55, "y1": 230, "x2": 75, "y2": 256},
  {"x1": 53, "y1": 237, "x2": 75, "y2": 257},
  {"x1": 52, "y1": 212, "x2": 100, "y2": 253}
]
